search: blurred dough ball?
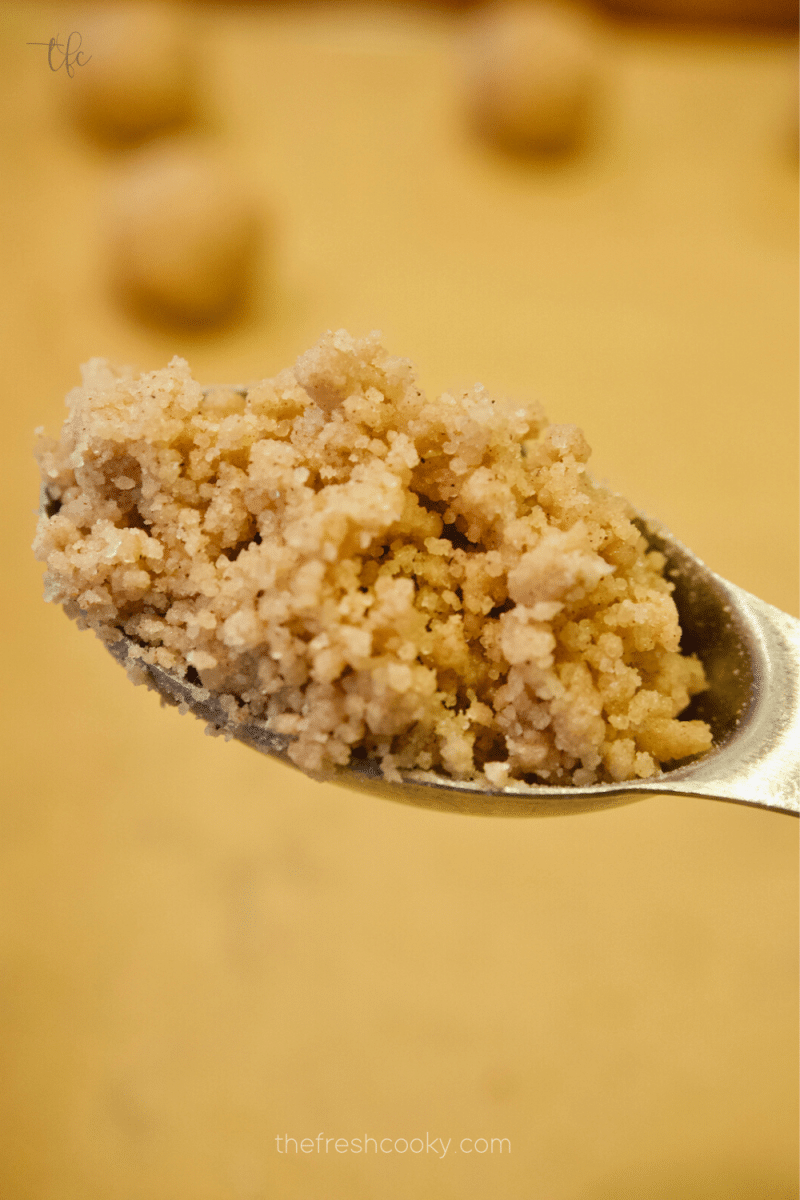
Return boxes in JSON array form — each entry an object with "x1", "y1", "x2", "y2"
[
  {"x1": 463, "y1": 0, "x2": 601, "y2": 153},
  {"x1": 105, "y1": 141, "x2": 262, "y2": 326},
  {"x1": 68, "y1": 2, "x2": 196, "y2": 143}
]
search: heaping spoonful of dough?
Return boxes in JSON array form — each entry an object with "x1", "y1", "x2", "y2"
[{"x1": 34, "y1": 331, "x2": 800, "y2": 818}]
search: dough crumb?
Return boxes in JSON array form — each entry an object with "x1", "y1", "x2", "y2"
[{"x1": 34, "y1": 331, "x2": 713, "y2": 785}]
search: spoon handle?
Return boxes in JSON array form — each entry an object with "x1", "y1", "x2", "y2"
[{"x1": 646, "y1": 585, "x2": 800, "y2": 816}]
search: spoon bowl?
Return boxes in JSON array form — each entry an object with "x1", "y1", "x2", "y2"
[{"x1": 66, "y1": 488, "x2": 793, "y2": 818}]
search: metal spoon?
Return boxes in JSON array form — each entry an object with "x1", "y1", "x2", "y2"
[{"x1": 41, "y1": 488, "x2": 800, "y2": 819}]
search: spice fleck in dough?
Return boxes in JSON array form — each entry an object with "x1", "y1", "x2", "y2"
[{"x1": 34, "y1": 331, "x2": 713, "y2": 786}]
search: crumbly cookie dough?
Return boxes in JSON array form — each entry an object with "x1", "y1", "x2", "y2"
[
  {"x1": 462, "y1": 0, "x2": 600, "y2": 153},
  {"x1": 34, "y1": 331, "x2": 712, "y2": 786}
]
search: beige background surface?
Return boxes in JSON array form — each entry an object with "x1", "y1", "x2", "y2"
[{"x1": 1, "y1": 4, "x2": 798, "y2": 1199}]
